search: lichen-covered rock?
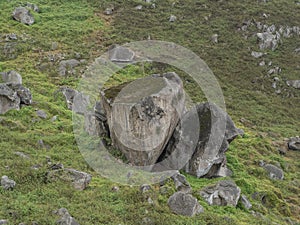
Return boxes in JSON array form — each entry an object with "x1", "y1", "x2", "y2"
[
  {"x1": 200, "y1": 180, "x2": 241, "y2": 207},
  {"x1": 263, "y1": 164, "x2": 284, "y2": 180},
  {"x1": 288, "y1": 137, "x2": 300, "y2": 151},
  {"x1": 9, "y1": 84, "x2": 32, "y2": 105},
  {"x1": 168, "y1": 191, "x2": 204, "y2": 216},
  {"x1": 257, "y1": 32, "x2": 280, "y2": 51},
  {"x1": 12, "y1": 7, "x2": 35, "y2": 25},
  {"x1": 101, "y1": 72, "x2": 185, "y2": 166},
  {"x1": 0, "y1": 84, "x2": 20, "y2": 114}
]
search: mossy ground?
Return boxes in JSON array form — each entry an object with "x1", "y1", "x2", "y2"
[{"x1": 0, "y1": 0, "x2": 299, "y2": 224}]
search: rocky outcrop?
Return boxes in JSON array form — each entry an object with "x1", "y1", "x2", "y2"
[
  {"x1": 171, "y1": 172, "x2": 192, "y2": 193},
  {"x1": 1, "y1": 176, "x2": 16, "y2": 190},
  {"x1": 288, "y1": 137, "x2": 300, "y2": 151},
  {"x1": 257, "y1": 32, "x2": 281, "y2": 51},
  {"x1": 1, "y1": 71, "x2": 22, "y2": 84},
  {"x1": 157, "y1": 102, "x2": 242, "y2": 178},
  {"x1": 200, "y1": 180, "x2": 241, "y2": 207},
  {"x1": 55, "y1": 208, "x2": 80, "y2": 225},
  {"x1": 12, "y1": 7, "x2": 35, "y2": 25},
  {"x1": 168, "y1": 192, "x2": 204, "y2": 216},
  {"x1": 0, "y1": 84, "x2": 20, "y2": 114},
  {"x1": 101, "y1": 72, "x2": 185, "y2": 166}
]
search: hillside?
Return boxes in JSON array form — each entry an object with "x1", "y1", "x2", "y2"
[{"x1": 0, "y1": 0, "x2": 299, "y2": 224}]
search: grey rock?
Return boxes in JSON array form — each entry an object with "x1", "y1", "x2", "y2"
[
  {"x1": 171, "y1": 172, "x2": 192, "y2": 193},
  {"x1": 295, "y1": 48, "x2": 300, "y2": 54},
  {"x1": 286, "y1": 80, "x2": 300, "y2": 89},
  {"x1": 263, "y1": 164, "x2": 284, "y2": 180},
  {"x1": 84, "y1": 113, "x2": 100, "y2": 136},
  {"x1": 109, "y1": 45, "x2": 135, "y2": 63},
  {"x1": 200, "y1": 180, "x2": 241, "y2": 207},
  {"x1": 101, "y1": 72, "x2": 185, "y2": 166},
  {"x1": 14, "y1": 151, "x2": 30, "y2": 159},
  {"x1": 26, "y1": 3, "x2": 40, "y2": 12},
  {"x1": 5, "y1": 33, "x2": 17, "y2": 41},
  {"x1": 0, "y1": 84, "x2": 20, "y2": 114},
  {"x1": 140, "y1": 184, "x2": 152, "y2": 193},
  {"x1": 0, "y1": 220, "x2": 8, "y2": 225},
  {"x1": 60, "y1": 87, "x2": 78, "y2": 110},
  {"x1": 240, "y1": 194, "x2": 252, "y2": 209},
  {"x1": 56, "y1": 208, "x2": 80, "y2": 225},
  {"x1": 157, "y1": 102, "x2": 242, "y2": 178},
  {"x1": 168, "y1": 191, "x2": 204, "y2": 216},
  {"x1": 9, "y1": 84, "x2": 32, "y2": 105},
  {"x1": 251, "y1": 51, "x2": 264, "y2": 58},
  {"x1": 1, "y1": 175, "x2": 16, "y2": 190},
  {"x1": 259, "y1": 61, "x2": 266, "y2": 66},
  {"x1": 36, "y1": 110, "x2": 47, "y2": 119},
  {"x1": 12, "y1": 7, "x2": 35, "y2": 25},
  {"x1": 135, "y1": 5, "x2": 143, "y2": 10},
  {"x1": 60, "y1": 87, "x2": 89, "y2": 114},
  {"x1": 169, "y1": 15, "x2": 177, "y2": 22},
  {"x1": 288, "y1": 137, "x2": 300, "y2": 151},
  {"x1": 1, "y1": 71, "x2": 22, "y2": 84},
  {"x1": 104, "y1": 7, "x2": 114, "y2": 15},
  {"x1": 111, "y1": 186, "x2": 120, "y2": 192},
  {"x1": 257, "y1": 32, "x2": 280, "y2": 51},
  {"x1": 58, "y1": 59, "x2": 80, "y2": 76},
  {"x1": 211, "y1": 34, "x2": 218, "y2": 43}
]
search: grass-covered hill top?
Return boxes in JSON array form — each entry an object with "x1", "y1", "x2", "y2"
[{"x1": 0, "y1": 0, "x2": 299, "y2": 224}]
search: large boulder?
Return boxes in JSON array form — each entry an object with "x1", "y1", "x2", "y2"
[
  {"x1": 9, "y1": 84, "x2": 32, "y2": 105},
  {"x1": 109, "y1": 45, "x2": 135, "y2": 63},
  {"x1": 59, "y1": 87, "x2": 89, "y2": 114},
  {"x1": 168, "y1": 191, "x2": 204, "y2": 216},
  {"x1": 200, "y1": 180, "x2": 241, "y2": 207},
  {"x1": 101, "y1": 72, "x2": 185, "y2": 166},
  {"x1": 157, "y1": 102, "x2": 242, "y2": 178},
  {"x1": 0, "y1": 84, "x2": 20, "y2": 114},
  {"x1": 12, "y1": 7, "x2": 35, "y2": 25}
]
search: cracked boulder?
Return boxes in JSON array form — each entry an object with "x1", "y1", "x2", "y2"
[
  {"x1": 200, "y1": 180, "x2": 241, "y2": 207},
  {"x1": 101, "y1": 72, "x2": 185, "y2": 166}
]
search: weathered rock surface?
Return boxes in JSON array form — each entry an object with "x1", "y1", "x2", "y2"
[
  {"x1": 1, "y1": 175, "x2": 16, "y2": 190},
  {"x1": 9, "y1": 84, "x2": 32, "y2": 105},
  {"x1": 101, "y1": 72, "x2": 185, "y2": 166},
  {"x1": 55, "y1": 208, "x2": 80, "y2": 225},
  {"x1": 288, "y1": 137, "x2": 300, "y2": 151},
  {"x1": 168, "y1": 192, "x2": 204, "y2": 216},
  {"x1": 47, "y1": 168, "x2": 92, "y2": 190},
  {"x1": 0, "y1": 84, "x2": 20, "y2": 114},
  {"x1": 240, "y1": 194, "x2": 252, "y2": 209},
  {"x1": 263, "y1": 163, "x2": 284, "y2": 180},
  {"x1": 157, "y1": 102, "x2": 242, "y2": 178},
  {"x1": 171, "y1": 172, "x2": 192, "y2": 193},
  {"x1": 109, "y1": 45, "x2": 135, "y2": 62},
  {"x1": 257, "y1": 32, "x2": 280, "y2": 51},
  {"x1": 59, "y1": 87, "x2": 89, "y2": 114},
  {"x1": 169, "y1": 15, "x2": 177, "y2": 22},
  {"x1": 36, "y1": 109, "x2": 47, "y2": 119},
  {"x1": 200, "y1": 180, "x2": 241, "y2": 207},
  {"x1": 58, "y1": 59, "x2": 80, "y2": 76},
  {"x1": 1, "y1": 71, "x2": 22, "y2": 84},
  {"x1": 12, "y1": 7, "x2": 35, "y2": 25},
  {"x1": 286, "y1": 80, "x2": 300, "y2": 89}
]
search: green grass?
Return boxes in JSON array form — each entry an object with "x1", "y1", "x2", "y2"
[{"x1": 0, "y1": 0, "x2": 299, "y2": 224}]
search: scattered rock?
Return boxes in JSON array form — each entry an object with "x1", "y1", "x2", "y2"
[
  {"x1": 47, "y1": 168, "x2": 92, "y2": 191},
  {"x1": 211, "y1": 34, "x2": 218, "y2": 43},
  {"x1": 240, "y1": 194, "x2": 252, "y2": 209},
  {"x1": 5, "y1": 33, "x2": 17, "y2": 41},
  {"x1": 257, "y1": 32, "x2": 280, "y2": 51},
  {"x1": 104, "y1": 7, "x2": 114, "y2": 15},
  {"x1": 101, "y1": 73, "x2": 185, "y2": 166},
  {"x1": 55, "y1": 208, "x2": 80, "y2": 225},
  {"x1": 259, "y1": 61, "x2": 266, "y2": 66},
  {"x1": 286, "y1": 80, "x2": 300, "y2": 89},
  {"x1": 1, "y1": 175, "x2": 16, "y2": 190},
  {"x1": 135, "y1": 5, "x2": 143, "y2": 10},
  {"x1": 14, "y1": 151, "x2": 30, "y2": 159},
  {"x1": 109, "y1": 45, "x2": 135, "y2": 63},
  {"x1": 12, "y1": 7, "x2": 35, "y2": 25},
  {"x1": 168, "y1": 192, "x2": 204, "y2": 216},
  {"x1": 51, "y1": 115, "x2": 58, "y2": 122},
  {"x1": 1, "y1": 71, "x2": 22, "y2": 84},
  {"x1": 262, "y1": 163, "x2": 284, "y2": 180},
  {"x1": 251, "y1": 51, "x2": 264, "y2": 58},
  {"x1": 140, "y1": 184, "x2": 152, "y2": 193},
  {"x1": 200, "y1": 180, "x2": 241, "y2": 207},
  {"x1": 36, "y1": 110, "x2": 47, "y2": 119},
  {"x1": 169, "y1": 15, "x2": 177, "y2": 22},
  {"x1": 58, "y1": 59, "x2": 80, "y2": 76},
  {"x1": 288, "y1": 137, "x2": 300, "y2": 151},
  {"x1": 171, "y1": 172, "x2": 192, "y2": 193},
  {"x1": 111, "y1": 186, "x2": 120, "y2": 192},
  {"x1": 0, "y1": 84, "x2": 20, "y2": 114}
]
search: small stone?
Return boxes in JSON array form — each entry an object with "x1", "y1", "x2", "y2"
[
  {"x1": 251, "y1": 51, "x2": 264, "y2": 58},
  {"x1": 171, "y1": 172, "x2": 192, "y2": 193},
  {"x1": 36, "y1": 110, "x2": 47, "y2": 119},
  {"x1": 112, "y1": 186, "x2": 120, "y2": 192},
  {"x1": 263, "y1": 164, "x2": 284, "y2": 180},
  {"x1": 169, "y1": 15, "x2": 177, "y2": 22},
  {"x1": 259, "y1": 61, "x2": 266, "y2": 66},
  {"x1": 55, "y1": 208, "x2": 79, "y2": 225},
  {"x1": 211, "y1": 34, "x2": 218, "y2": 43},
  {"x1": 104, "y1": 7, "x2": 114, "y2": 15},
  {"x1": 240, "y1": 195, "x2": 252, "y2": 209},
  {"x1": 1, "y1": 176, "x2": 16, "y2": 190},
  {"x1": 288, "y1": 137, "x2": 300, "y2": 151},
  {"x1": 135, "y1": 5, "x2": 143, "y2": 10},
  {"x1": 5, "y1": 33, "x2": 17, "y2": 41},
  {"x1": 12, "y1": 7, "x2": 34, "y2": 25},
  {"x1": 51, "y1": 115, "x2": 57, "y2": 122},
  {"x1": 147, "y1": 197, "x2": 154, "y2": 205},
  {"x1": 14, "y1": 151, "x2": 30, "y2": 159}
]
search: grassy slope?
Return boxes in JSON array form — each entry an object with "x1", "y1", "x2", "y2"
[{"x1": 0, "y1": 0, "x2": 299, "y2": 224}]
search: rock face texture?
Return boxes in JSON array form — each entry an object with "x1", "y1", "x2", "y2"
[
  {"x1": 101, "y1": 73, "x2": 185, "y2": 166},
  {"x1": 1, "y1": 71, "x2": 22, "y2": 85},
  {"x1": 158, "y1": 102, "x2": 242, "y2": 178},
  {"x1": 288, "y1": 137, "x2": 300, "y2": 151},
  {"x1": 257, "y1": 32, "x2": 280, "y2": 51},
  {"x1": 168, "y1": 191, "x2": 204, "y2": 216},
  {"x1": 0, "y1": 84, "x2": 20, "y2": 114},
  {"x1": 12, "y1": 7, "x2": 35, "y2": 25},
  {"x1": 200, "y1": 180, "x2": 241, "y2": 207}
]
